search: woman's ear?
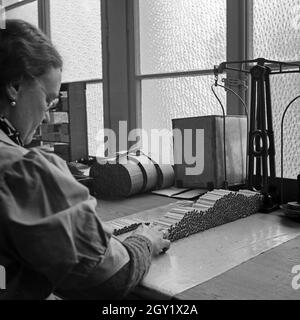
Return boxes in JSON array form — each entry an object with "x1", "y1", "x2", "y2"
[{"x1": 5, "y1": 82, "x2": 20, "y2": 102}]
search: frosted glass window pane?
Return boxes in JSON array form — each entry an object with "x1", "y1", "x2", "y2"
[
  {"x1": 269, "y1": 74, "x2": 300, "y2": 179},
  {"x1": 86, "y1": 82, "x2": 104, "y2": 157},
  {"x1": 5, "y1": 1, "x2": 38, "y2": 27},
  {"x1": 252, "y1": 0, "x2": 300, "y2": 61},
  {"x1": 252, "y1": 0, "x2": 300, "y2": 179},
  {"x1": 141, "y1": 76, "x2": 225, "y2": 163},
  {"x1": 2, "y1": 0, "x2": 23, "y2": 7},
  {"x1": 139, "y1": 0, "x2": 226, "y2": 74},
  {"x1": 50, "y1": 0, "x2": 102, "y2": 83}
]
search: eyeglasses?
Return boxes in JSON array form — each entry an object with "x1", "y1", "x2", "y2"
[
  {"x1": 34, "y1": 78, "x2": 60, "y2": 112},
  {"x1": 45, "y1": 97, "x2": 59, "y2": 112}
]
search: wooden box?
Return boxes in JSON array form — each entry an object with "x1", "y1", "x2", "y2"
[{"x1": 172, "y1": 115, "x2": 247, "y2": 189}]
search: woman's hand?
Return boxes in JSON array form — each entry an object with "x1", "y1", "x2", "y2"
[{"x1": 132, "y1": 223, "x2": 171, "y2": 256}]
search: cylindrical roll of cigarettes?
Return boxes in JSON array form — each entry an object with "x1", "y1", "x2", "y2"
[
  {"x1": 90, "y1": 159, "x2": 144, "y2": 198},
  {"x1": 128, "y1": 154, "x2": 158, "y2": 193},
  {"x1": 154, "y1": 163, "x2": 175, "y2": 190}
]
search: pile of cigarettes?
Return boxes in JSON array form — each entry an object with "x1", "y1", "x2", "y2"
[{"x1": 110, "y1": 189, "x2": 263, "y2": 242}]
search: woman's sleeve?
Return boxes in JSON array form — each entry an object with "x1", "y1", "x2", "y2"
[
  {"x1": 0, "y1": 149, "x2": 152, "y2": 298},
  {"x1": 56, "y1": 234, "x2": 153, "y2": 300}
]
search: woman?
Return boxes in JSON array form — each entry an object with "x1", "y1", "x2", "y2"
[{"x1": 0, "y1": 19, "x2": 170, "y2": 300}]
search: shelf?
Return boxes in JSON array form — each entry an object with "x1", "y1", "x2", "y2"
[{"x1": 39, "y1": 81, "x2": 88, "y2": 162}]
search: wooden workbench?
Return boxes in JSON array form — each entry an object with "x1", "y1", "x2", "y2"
[{"x1": 95, "y1": 194, "x2": 300, "y2": 300}]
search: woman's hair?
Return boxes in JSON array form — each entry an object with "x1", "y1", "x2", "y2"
[{"x1": 0, "y1": 19, "x2": 63, "y2": 98}]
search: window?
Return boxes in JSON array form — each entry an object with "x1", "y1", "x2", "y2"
[
  {"x1": 4, "y1": 0, "x2": 298, "y2": 178},
  {"x1": 139, "y1": 0, "x2": 226, "y2": 74},
  {"x1": 3, "y1": 0, "x2": 24, "y2": 6},
  {"x1": 50, "y1": 0, "x2": 102, "y2": 83},
  {"x1": 249, "y1": 0, "x2": 300, "y2": 179},
  {"x1": 50, "y1": 0, "x2": 103, "y2": 157},
  {"x1": 136, "y1": 0, "x2": 227, "y2": 163},
  {"x1": 4, "y1": 0, "x2": 38, "y2": 27},
  {"x1": 134, "y1": 0, "x2": 299, "y2": 176},
  {"x1": 5, "y1": 0, "x2": 104, "y2": 157}
]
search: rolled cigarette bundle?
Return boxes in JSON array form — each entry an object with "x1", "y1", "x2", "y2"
[
  {"x1": 128, "y1": 154, "x2": 158, "y2": 193},
  {"x1": 169, "y1": 207, "x2": 192, "y2": 215},
  {"x1": 178, "y1": 201, "x2": 194, "y2": 207},
  {"x1": 192, "y1": 203, "x2": 211, "y2": 210},
  {"x1": 90, "y1": 153, "x2": 175, "y2": 199},
  {"x1": 196, "y1": 199, "x2": 215, "y2": 207},
  {"x1": 154, "y1": 163, "x2": 175, "y2": 190},
  {"x1": 110, "y1": 217, "x2": 142, "y2": 236},
  {"x1": 167, "y1": 189, "x2": 262, "y2": 242},
  {"x1": 90, "y1": 159, "x2": 144, "y2": 198},
  {"x1": 213, "y1": 189, "x2": 233, "y2": 195},
  {"x1": 153, "y1": 219, "x2": 173, "y2": 228},
  {"x1": 165, "y1": 212, "x2": 185, "y2": 220},
  {"x1": 238, "y1": 189, "x2": 260, "y2": 196},
  {"x1": 111, "y1": 189, "x2": 263, "y2": 239}
]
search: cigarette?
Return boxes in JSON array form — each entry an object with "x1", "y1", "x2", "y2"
[
  {"x1": 169, "y1": 208, "x2": 191, "y2": 215},
  {"x1": 153, "y1": 219, "x2": 173, "y2": 227}
]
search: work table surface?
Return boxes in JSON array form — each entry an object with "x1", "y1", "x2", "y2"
[{"x1": 95, "y1": 194, "x2": 300, "y2": 300}]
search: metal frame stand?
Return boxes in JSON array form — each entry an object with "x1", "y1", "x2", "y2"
[
  {"x1": 215, "y1": 58, "x2": 300, "y2": 212},
  {"x1": 248, "y1": 63, "x2": 277, "y2": 212}
]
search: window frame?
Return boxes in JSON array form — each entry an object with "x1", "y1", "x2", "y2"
[
  {"x1": 5, "y1": 0, "x2": 104, "y2": 156},
  {"x1": 6, "y1": 0, "x2": 298, "y2": 179},
  {"x1": 5, "y1": 0, "x2": 250, "y2": 143},
  {"x1": 4, "y1": 0, "x2": 47, "y2": 34},
  {"x1": 128, "y1": 0, "x2": 250, "y2": 130}
]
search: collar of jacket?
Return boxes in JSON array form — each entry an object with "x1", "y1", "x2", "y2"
[{"x1": 0, "y1": 129, "x2": 28, "y2": 155}]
